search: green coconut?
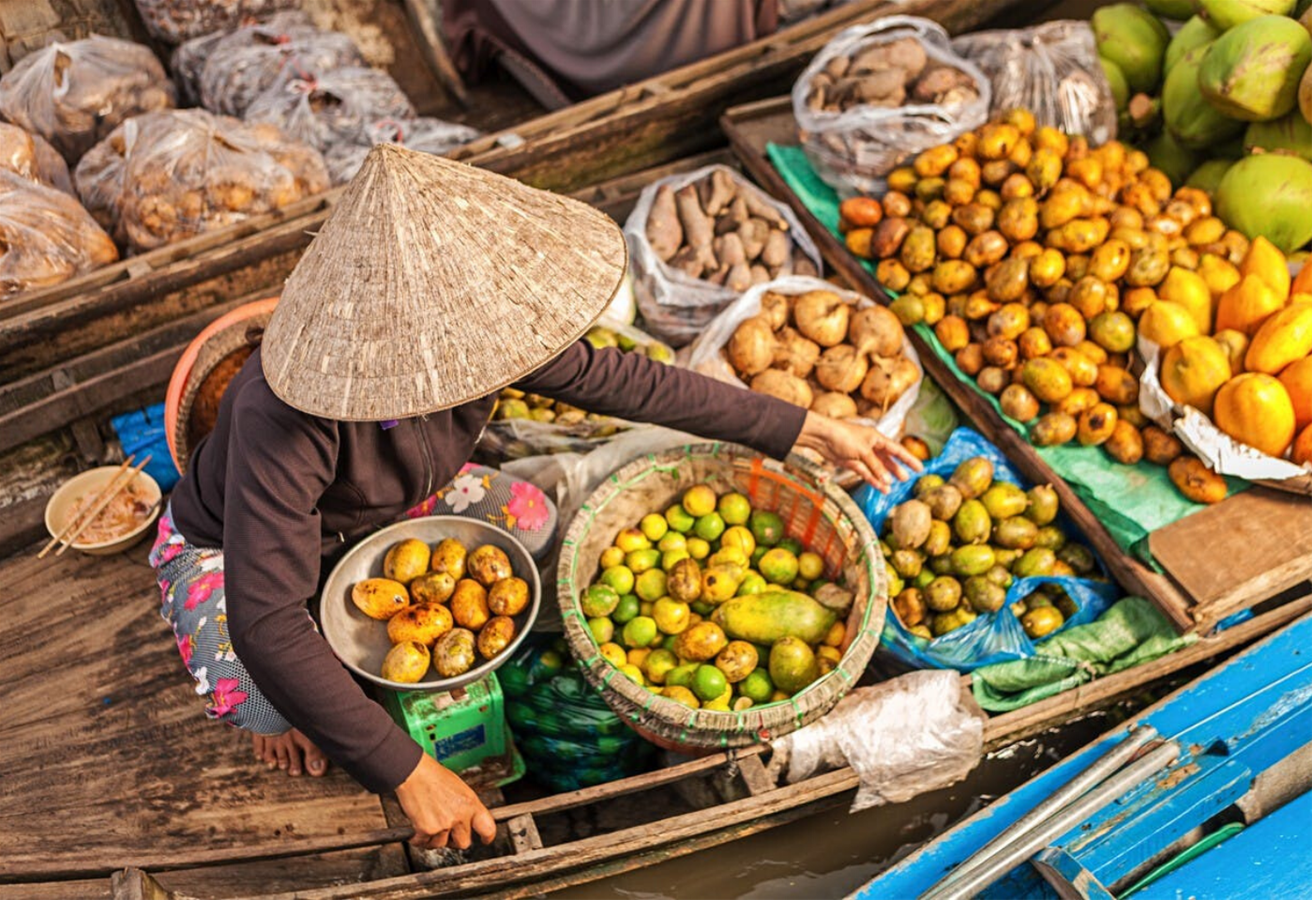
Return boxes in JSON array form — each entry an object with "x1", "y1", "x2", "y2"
[
  {"x1": 1215, "y1": 154, "x2": 1312, "y2": 252},
  {"x1": 1198, "y1": 15, "x2": 1312, "y2": 122},
  {"x1": 1164, "y1": 44, "x2": 1246, "y2": 150},
  {"x1": 1244, "y1": 112, "x2": 1312, "y2": 161},
  {"x1": 1165, "y1": 15, "x2": 1221, "y2": 73},
  {"x1": 1144, "y1": 130, "x2": 1200, "y2": 187},
  {"x1": 1199, "y1": 0, "x2": 1296, "y2": 30},
  {"x1": 1100, "y1": 57, "x2": 1130, "y2": 110},
  {"x1": 1093, "y1": 3, "x2": 1171, "y2": 93},
  {"x1": 1302, "y1": 63, "x2": 1312, "y2": 126},
  {"x1": 1185, "y1": 159, "x2": 1234, "y2": 194}
]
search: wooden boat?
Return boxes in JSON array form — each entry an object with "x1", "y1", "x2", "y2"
[{"x1": 853, "y1": 610, "x2": 1312, "y2": 899}]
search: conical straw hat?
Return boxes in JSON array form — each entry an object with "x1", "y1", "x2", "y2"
[{"x1": 261, "y1": 144, "x2": 627, "y2": 420}]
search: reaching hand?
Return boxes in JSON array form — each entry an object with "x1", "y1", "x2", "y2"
[
  {"x1": 793, "y1": 411, "x2": 923, "y2": 492},
  {"x1": 394, "y1": 753, "x2": 497, "y2": 851}
]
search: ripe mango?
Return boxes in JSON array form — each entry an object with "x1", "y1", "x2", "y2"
[
  {"x1": 1245, "y1": 300, "x2": 1312, "y2": 374},
  {"x1": 1215, "y1": 275, "x2": 1285, "y2": 336},
  {"x1": 711, "y1": 591, "x2": 838, "y2": 645},
  {"x1": 769, "y1": 637, "x2": 821, "y2": 695}
]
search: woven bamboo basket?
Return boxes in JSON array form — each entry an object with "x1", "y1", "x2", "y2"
[{"x1": 558, "y1": 443, "x2": 887, "y2": 753}]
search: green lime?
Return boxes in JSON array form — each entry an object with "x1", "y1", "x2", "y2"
[
  {"x1": 626, "y1": 548, "x2": 661, "y2": 574},
  {"x1": 599, "y1": 566, "x2": 635, "y2": 595},
  {"x1": 718, "y1": 492, "x2": 752, "y2": 526},
  {"x1": 581, "y1": 583, "x2": 620, "y2": 617},
  {"x1": 588, "y1": 616, "x2": 614, "y2": 644},
  {"x1": 636, "y1": 568, "x2": 668, "y2": 602},
  {"x1": 612, "y1": 593, "x2": 641, "y2": 625},
  {"x1": 739, "y1": 669, "x2": 774, "y2": 703},
  {"x1": 749, "y1": 510, "x2": 785, "y2": 546},
  {"x1": 736, "y1": 572, "x2": 768, "y2": 596},
  {"x1": 622, "y1": 615, "x2": 658, "y2": 649},
  {"x1": 798, "y1": 551, "x2": 825, "y2": 580},
  {"x1": 666, "y1": 663, "x2": 699, "y2": 689},
  {"x1": 751, "y1": 545, "x2": 768, "y2": 567},
  {"x1": 691, "y1": 599, "x2": 715, "y2": 616},
  {"x1": 665, "y1": 504, "x2": 696, "y2": 534},
  {"x1": 640, "y1": 513, "x2": 669, "y2": 542},
  {"x1": 777, "y1": 537, "x2": 804, "y2": 557},
  {"x1": 661, "y1": 634, "x2": 680, "y2": 653},
  {"x1": 759, "y1": 548, "x2": 800, "y2": 585},
  {"x1": 658, "y1": 531, "x2": 688, "y2": 553},
  {"x1": 691, "y1": 664, "x2": 729, "y2": 702},
  {"x1": 643, "y1": 648, "x2": 678, "y2": 684},
  {"x1": 694, "y1": 512, "x2": 726, "y2": 542}
]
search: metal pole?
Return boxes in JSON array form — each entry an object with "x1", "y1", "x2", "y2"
[
  {"x1": 919, "y1": 740, "x2": 1180, "y2": 900},
  {"x1": 929, "y1": 725, "x2": 1159, "y2": 894}
]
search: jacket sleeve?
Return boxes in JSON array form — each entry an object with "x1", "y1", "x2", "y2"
[
  {"x1": 221, "y1": 381, "x2": 422, "y2": 794},
  {"x1": 516, "y1": 340, "x2": 807, "y2": 459}
]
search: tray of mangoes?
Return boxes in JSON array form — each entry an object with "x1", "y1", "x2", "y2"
[
  {"x1": 573, "y1": 483, "x2": 854, "y2": 711},
  {"x1": 881, "y1": 454, "x2": 1100, "y2": 641},
  {"x1": 836, "y1": 108, "x2": 1258, "y2": 475}
]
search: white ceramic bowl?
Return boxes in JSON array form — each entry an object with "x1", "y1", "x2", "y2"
[
  {"x1": 319, "y1": 516, "x2": 541, "y2": 694},
  {"x1": 44, "y1": 466, "x2": 162, "y2": 555}
]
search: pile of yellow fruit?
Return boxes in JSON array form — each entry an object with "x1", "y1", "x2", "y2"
[
  {"x1": 352, "y1": 537, "x2": 530, "y2": 683},
  {"x1": 578, "y1": 483, "x2": 854, "y2": 711}
]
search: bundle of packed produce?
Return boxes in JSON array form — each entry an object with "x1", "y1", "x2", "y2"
[
  {"x1": 0, "y1": 36, "x2": 176, "y2": 165},
  {"x1": 624, "y1": 164, "x2": 822, "y2": 347},
  {"x1": 1092, "y1": 2, "x2": 1312, "y2": 254},
  {"x1": 793, "y1": 16, "x2": 990, "y2": 195},
  {"x1": 855, "y1": 427, "x2": 1117, "y2": 671},
  {"x1": 479, "y1": 321, "x2": 674, "y2": 461},
  {"x1": 1139, "y1": 236, "x2": 1312, "y2": 487},
  {"x1": 133, "y1": 0, "x2": 300, "y2": 44},
  {"x1": 575, "y1": 482, "x2": 855, "y2": 710},
  {"x1": 323, "y1": 116, "x2": 482, "y2": 184},
  {"x1": 0, "y1": 122, "x2": 73, "y2": 194},
  {"x1": 686, "y1": 278, "x2": 922, "y2": 434},
  {"x1": 0, "y1": 169, "x2": 119, "y2": 300},
  {"x1": 74, "y1": 109, "x2": 329, "y2": 252},
  {"x1": 351, "y1": 536, "x2": 531, "y2": 683},
  {"x1": 194, "y1": 16, "x2": 365, "y2": 117}
]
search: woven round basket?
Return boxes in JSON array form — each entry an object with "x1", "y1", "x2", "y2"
[
  {"x1": 164, "y1": 297, "x2": 278, "y2": 473},
  {"x1": 557, "y1": 443, "x2": 887, "y2": 753}
]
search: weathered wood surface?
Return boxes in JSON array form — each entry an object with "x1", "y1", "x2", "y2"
[{"x1": 719, "y1": 97, "x2": 1204, "y2": 632}]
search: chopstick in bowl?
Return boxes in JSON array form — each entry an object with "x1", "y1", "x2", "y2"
[{"x1": 42, "y1": 455, "x2": 153, "y2": 558}]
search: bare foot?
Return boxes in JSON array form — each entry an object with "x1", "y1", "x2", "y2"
[{"x1": 251, "y1": 729, "x2": 330, "y2": 777}]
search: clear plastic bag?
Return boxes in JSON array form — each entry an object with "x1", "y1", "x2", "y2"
[
  {"x1": 952, "y1": 20, "x2": 1117, "y2": 149},
  {"x1": 0, "y1": 36, "x2": 176, "y2": 165},
  {"x1": 244, "y1": 66, "x2": 415, "y2": 160},
  {"x1": 74, "y1": 109, "x2": 330, "y2": 252},
  {"x1": 0, "y1": 169, "x2": 119, "y2": 299},
  {"x1": 198, "y1": 19, "x2": 364, "y2": 117},
  {"x1": 133, "y1": 0, "x2": 301, "y2": 44},
  {"x1": 323, "y1": 116, "x2": 482, "y2": 184},
  {"x1": 0, "y1": 122, "x2": 73, "y2": 194},
  {"x1": 767, "y1": 670, "x2": 985, "y2": 811},
  {"x1": 171, "y1": 10, "x2": 312, "y2": 107},
  {"x1": 624, "y1": 163, "x2": 823, "y2": 348},
  {"x1": 683, "y1": 275, "x2": 923, "y2": 441},
  {"x1": 793, "y1": 16, "x2": 990, "y2": 197}
]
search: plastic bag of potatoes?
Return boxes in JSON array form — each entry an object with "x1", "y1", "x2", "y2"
[
  {"x1": 74, "y1": 109, "x2": 330, "y2": 252},
  {"x1": 793, "y1": 16, "x2": 990, "y2": 197},
  {"x1": 0, "y1": 122, "x2": 74, "y2": 195},
  {"x1": 0, "y1": 169, "x2": 118, "y2": 300},
  {"x1": 134, "y1": 0, "x2": 300, "y2": 44},
  {"x1": 0, "y1": 36, "x2": 176, "y2": 165}
]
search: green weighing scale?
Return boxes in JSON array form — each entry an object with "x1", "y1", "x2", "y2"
[{"x1": 379, "y1": 673, "x2": 526, "y2": 789}]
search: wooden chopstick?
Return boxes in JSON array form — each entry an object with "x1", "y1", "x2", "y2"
[
  {"x1": 38, "y1": 455, "x2": 136, "y2": 559},
  {"x1": 52, "y1": 455, "x2": 153, "y2": 558}
]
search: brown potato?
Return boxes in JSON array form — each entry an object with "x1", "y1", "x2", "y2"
[
  {"x1": 387, "y1": 603, "x2": 454, "y2": 646},
  {"x1": 450, "y1": 579, "x2": 491, "y2": 630},
  {"x1": 352, "y1": 578, "x2": 410, "y2": 621},
  {"x1": 951, "y1": 203, "x2": 995, "y2": 236},
  {"x1": 935, "y1": 315, "x2": 970, "y2": 352},
  {"x1": 477, "y1": 616, "x2": 517, "y2": 660},
  {"x1": 1050, "y1": 348, "x2": 1098, "y2": 387},
  {"x1": 876, "y1": 258, "x2": 912, "y2": 291},
  {"x1": 384, "y1": 539, "x2": 430, "y2": 584},
  {"x1": 467, "y1": 544, "x2": 513, "y2": 586},
  {"x1": 1018, "y1": 327, "x2": 1053, "y2": 360},
  {"x1": 932, "y1": 259, "x2": 978, "y2": 295},
  {"x1": 1028, "y1": 248, "x2": 1066, "y2": 288},
  {"x1": 921, "y1": 200, "x2": 953, "y2": 231},
  {"x1": 433, "y1": 628, "x2": 477, "y2": 678},
  {"x1": 1104, "y1": 420, "x2": 1144, "y2": 464},
  {"x1": 410, "y1": 571, "x2": 457, "y2": 605},
  {"x1": 1068, "y1": 276, "x2": 1110, "y2": 320},
  {"x1": 900, "y1": 225, "x2": 937, "y2": 273},
  {"x1": 429, "y1": 538, "x2": 468, "y2": 581},
  {"x1": 955, "y1": 343, "x2": 985, "y2": 376},
  {"x1": 997, "y1": 198, "x2": 1039, "y2": 243},
  {"x1": 982, "y1": 336, "x2": 1018, "y2": 368},
  {"x1": 1054, "y1": 387, "x2": 1100, "y2": 417},
  {"x1": 1031, "y1": 412, "x2": 1078, "y2": 446},
  {"x1": 1000, "y1": 384, "x2": 1040, "y2": 422},
  {"x1": 870, "y1": 217, "x2": 911, "y2": 259},
  {"x1": 1143, "y1": 425, "x2": 1184, "y2": 466},
  {"x1": 1168, "y1": 457, "x2": 1226, "y2": 504},
  {"x1": 977, "y1": 366, "x2": 1010, "y2": 395},
  {"x1": 963, "y1": 230, "x2": 1008, "y2": 269},
  {"x1": 936, "y1": 224, "x2": 968, "y2": 259},
  {"x1": 488, "y1": 576, "x2": 530, "y2": 616},
  {"x1": 882, "y1": 191, "x2": 912, "y2": 218},
  {"x1": 986, "y1": 257, "x2": 1030, "y2": 303},
  {"x1": 751, "y1": 369, "x2": 814, "y2": 408}
]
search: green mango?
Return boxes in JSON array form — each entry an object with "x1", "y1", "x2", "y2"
[
  {"x1": 1244, "y1": 112, "x2": 1312, "y2": 161},
  {"x1": 1145, "y1": 0, "x2": 1198, "y2": 18},
  {"x1": 1100, "y1": 57, "x2": 1130, "y2": 111},
  {"x1": 710, "y1": 591, "x2": 837, "y2": 645},
  {"x1": 1198, "y1": 15, "x2": 1312, "y2": 122},
  {"x1": 1143, "y1": 129, "x2": 1200, "y2": 188},
  {"x1": 1185, "y1": 159, "x2": 1234, "y2": 194}
]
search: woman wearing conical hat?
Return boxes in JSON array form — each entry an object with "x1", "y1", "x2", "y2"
[{"x1": 149, "y1": 145, "x2": 919, "y2": 852}]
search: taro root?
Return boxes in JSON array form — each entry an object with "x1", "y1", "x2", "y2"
[
  {"x1": 814, "y1": 344, "x2": 869, "y2": 393},
  {"x1": 811, "y1": 391, "x2": 859, "y2": 419},
  {"x1": 793, "y1": 290, "x2": 851, "y2": 347},
  {"x1": 773, "y1": 326, "x2": 822, "y2": 378},
  {"x1": 727, "y1": 316, "x2": 778, "y2": 376},
  {"x1": 848, "y1": 305, "x2": 905, "y2": 358},
  {"x1": 890, "y1": 499, "x2": 933, "y2": 550},
  {"x1": 860, "y1": 355, "x2": 919, "y2": 408},
  {"x1": 750, "y1": 369, "x2": 814, "y2": 408},
  {"x1": 759, "y1": 292, "x2": 790, "y2": 331}
]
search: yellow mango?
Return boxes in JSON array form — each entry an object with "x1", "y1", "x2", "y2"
[
  {"x1": 1157, "y1": 266, "x2": 1213, "y2": 334},
  {"x1": 1197, "y1": 254, "x2": 1241, "y2": 298},
  {"x1": 1239, "y1": 236, "x2": 1290, "y2": 300},
  {"x1": 1213, "y1": 329, "x2": 1250, "y2": 374},
  {"x1": 1161, "y1": 336, "x2": 1232, "y2": 416},
  {"x1": 1214, "y1": 374, "x2": 1296, "y2": 458},
  {"x1": 1215, "y1": 275, "x2": 1285, "y2": 337},
  {"x1": 1138, "y1": 300, "x2": 1200, "y2": 349},
  {"x1": 1245, "y1": 299, "x2": 1312, "y2": 375}
]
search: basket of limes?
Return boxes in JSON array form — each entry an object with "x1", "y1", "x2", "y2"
[{"x1": 558, "y1": 443, "x2": 886, "y2": 753}]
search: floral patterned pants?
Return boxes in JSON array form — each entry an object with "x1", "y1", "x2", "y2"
[{"x1": 149, "y1": 463, "x2": 557, "y2": 735}]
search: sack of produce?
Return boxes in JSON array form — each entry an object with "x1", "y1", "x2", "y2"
[
  {"x1": 478, "y1": 318, "x2": 674, "y2": 462},
  {"x1": 74, "y1": 109, "x2": 330, "y2": 252},
  {"x1": 685, "y1": 276, "x2": 923, "y2": 441},
  {"x1": 499, "y1": 636, "x2": 656, "y2": 791},
  {"x1": 855, "y1": 426, "x2": 1119, "y2": 671},
  {"x1": 0, "y1": 169, "x2": 119, "y2": 300},
  {"x1": 324, "y1": 116, "x2": 482, "y2": 184},
  {"x1": 0, "y1": 122, "x2": 74, "y2": 194},
  {"x1": 793, "y1": 16, "x2": 990, "y2": 196},
  {"x1": 133, "y1": 0, "x2": 300, "y2": 44},
  {"x1": 171, "y1": 10, "x2": 312, "y2": 107},
  {"x1": 952, "y1": 21, "x2": 1117, "y2": 148},
  {"x1": 558, "y1": 443, "x2": 884, "y2": 753},
  {"x1": 624, "y1": 163, "x2": 823, "y2": 348},
  {"x1": 244, "y1": 67, "x2": 416, "y2": 171},
  {"x1": 0, "y1": 36, "x2": 176, "y2": 165},
  {"x1": 197, "y1": 18, "x2": 364, "y2": 117}
]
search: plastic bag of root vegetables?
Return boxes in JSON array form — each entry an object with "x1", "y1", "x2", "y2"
[
  {"x1": 74, "y1": 109, "x2": 329, "y2": 252},
  {"x1": 685, "y1": 275, "x2": 923, "y2": 444},
  {"x1": 0, "y1": 169, "x2": 118, "y2": 299},
  {"x1": 952, "y1": 21, "x2": 1116, "y2": 149},
  {"x1": 324, "y1": 116, "x2": 481, "y2": 184},
  {"x1": 793, "y1": 16, "x2": 990, "y2": 197},
  {"x1": 0, "y1": 36, "x2": 176, "y2": 165},
  {"x1": 134, "y1": 0, "x2": 300, "y2": 44},
  {"x1": 0, "y1": 122, "x2": 74, "y2": 195},
  {"x1": 624, "y1": 164, "x2": 823, "y2": 348}
]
